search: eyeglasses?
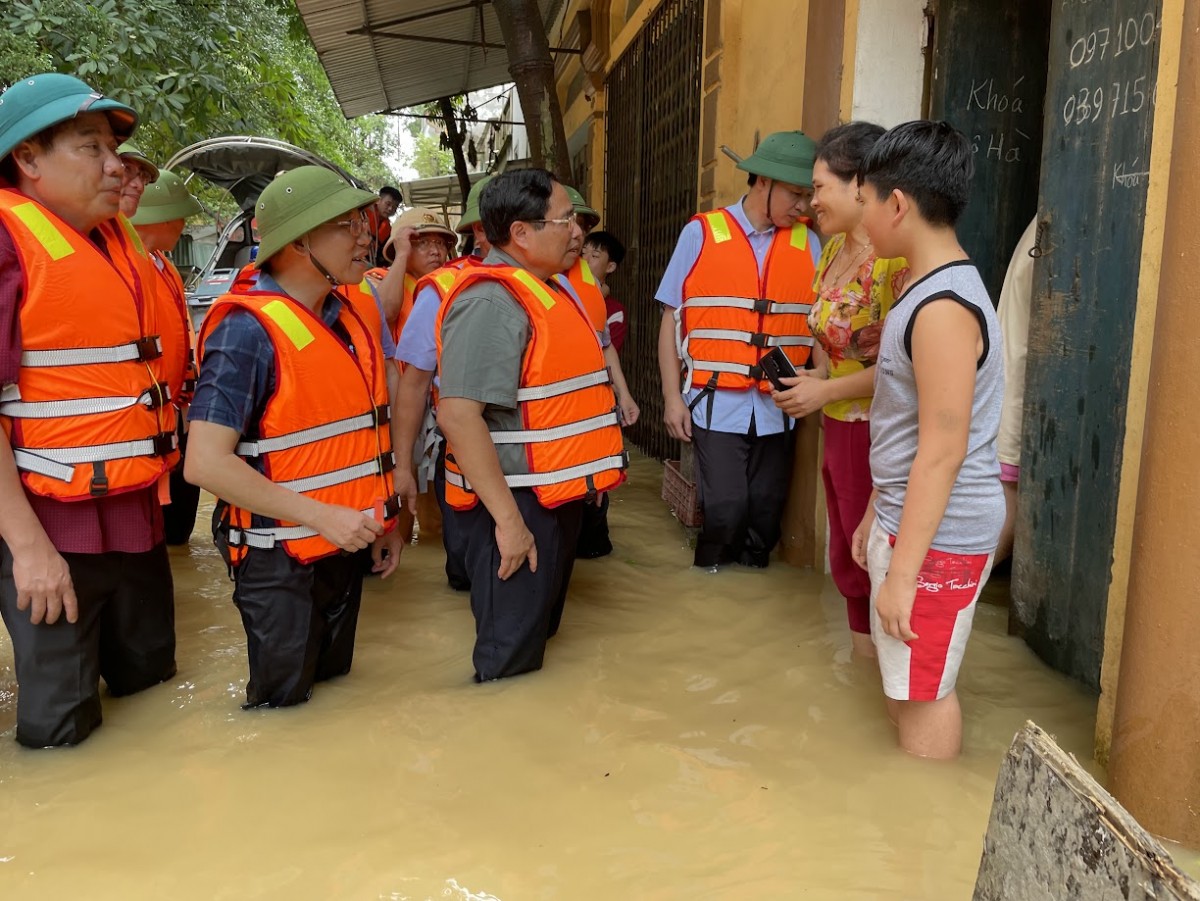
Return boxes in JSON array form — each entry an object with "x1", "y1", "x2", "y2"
[
  {"x1": 526, "y1": 211, "x2": 578, "y2": 229},
  {"x1": 334, "y1": 211, "x2": 369, "y2": 237}
]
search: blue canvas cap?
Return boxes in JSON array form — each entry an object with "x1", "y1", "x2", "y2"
[{"x1": 0, "y1": 73, "x2": 138, "y2": 161}]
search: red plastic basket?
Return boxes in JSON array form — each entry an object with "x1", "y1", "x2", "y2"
[{"x1": 662, "y1": 459, "x2": 703, "y2": 527}]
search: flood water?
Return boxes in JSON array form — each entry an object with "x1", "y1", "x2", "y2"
[{"x1": 0, "y1": 451, "x2": 1159, "y2": 899}]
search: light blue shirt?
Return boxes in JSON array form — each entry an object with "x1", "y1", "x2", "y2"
[
  {"x1": 655, "y1": 199, "x2": 821, "y2": 436},
  {"x1": 393, "y1": 261, "x2": 604, "y2": 377}
]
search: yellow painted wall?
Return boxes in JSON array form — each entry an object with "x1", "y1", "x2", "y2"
[{"x1": 706, "y1": 0, "x2": 812, "y2": 206}]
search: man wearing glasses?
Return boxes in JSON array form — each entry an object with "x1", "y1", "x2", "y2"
[
  {"x1": 656, "y1": 131, "x2": 822, "y2": 571},
  {"x1": 436, "y1": 169, "x2": 627, "y2": 682},
  {"x1": 185, "y1": 166, "x2": 403, "y2": 709}
]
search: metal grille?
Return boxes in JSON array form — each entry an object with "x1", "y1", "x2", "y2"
[{"x1": 604, "y1": 0, "x2": 704, "y2": 460}]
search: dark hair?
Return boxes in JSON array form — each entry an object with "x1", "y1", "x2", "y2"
[
  {"x1": 747, "y1": 173, "x2": 758, "y2": 187},
  {"x1": 0, "y1": 122, "x2": 70, "y2": 185},
  {"x1": 379, "y1": 186, "x2": 401, "y2": 201},
  {"x1": 583, "y1": 230, "x2": 625, "y2": 265},
  {"x1": 815, "y1": 121, "x2": 886, "y2": 181},
  {"x1": 480, "y1": 168, "x2": 558, "y2": 247},
  {"x1": 858, "y1": 120, "x2": 973, "y2": 227}
]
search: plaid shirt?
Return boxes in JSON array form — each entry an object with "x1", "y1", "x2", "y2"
[{"x1": 0, "y1": 219, "x2": 162, "y2": 554}]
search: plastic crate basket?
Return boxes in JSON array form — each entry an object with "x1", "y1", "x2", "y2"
[{"x1": 662, "y1": 459, "x2": 703, "y2": 527}]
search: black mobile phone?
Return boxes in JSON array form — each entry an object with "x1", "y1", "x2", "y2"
[{"x1": 759, "y1": 347, "x2": 798, "y2": 391}]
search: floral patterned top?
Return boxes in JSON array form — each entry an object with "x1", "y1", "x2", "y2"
[{"x1": 808, "y1": 233, "x2": 909, "y2": 422}]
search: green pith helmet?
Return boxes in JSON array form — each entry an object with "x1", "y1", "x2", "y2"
[
  {"x1": 456, "y1": 174, "x2": 494, "y2": 234},
  {"x1": 565, "y1": 185, "x2": 599, "y2": 228},
  {"x1": 117, "y1": 142, "x2": 159, "y2": 181},
  {"x1": 736, "y1": 130, "x2": 817, "y2": 188},
  {"x1": 0, "y1": 72, "x2": 138, "y2": 161},
  {"x1": 253, "y1": 166, "x2": 378, "y2": 267},
  {"x1": 130, "y1": 171, "x2": 201, "y2": 225}
]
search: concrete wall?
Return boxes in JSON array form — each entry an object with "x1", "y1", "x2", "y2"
[{"x1": 849, "y1": 0, "x2": 927, "y2": 125}]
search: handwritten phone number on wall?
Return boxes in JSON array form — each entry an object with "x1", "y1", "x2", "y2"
[
  {"x1": 1062, "y1": 77, "x2": 1157, "y2": 127},
  {"x1": 1068, "y1": 13, "x2": 1159, "y2": 69}
]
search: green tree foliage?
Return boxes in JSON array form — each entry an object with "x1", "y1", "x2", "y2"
[
  {"x1": 406, "y1": 132, "x2": 454, "y2": 179},
  {"x1": 0, "y1": 0, "x2": 397, "y2": 187}
]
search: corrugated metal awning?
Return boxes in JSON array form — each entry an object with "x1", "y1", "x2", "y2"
[{"x1": 295, "y1": 0, "x2": 571, "y2": 119}]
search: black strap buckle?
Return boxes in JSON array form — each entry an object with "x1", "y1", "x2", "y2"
[
  {"x1": 135, "y1": 336, "x2": 162, "y2": 362},
  {"x1": 382, "y1": 495, "x2": 401, "y2": 520},
  {"x1": 749, "y1": 332, "x2": 770, "y2": 348},
  {"x1": 379, "y1": 452, "x2": 396, "y2": 475},
  {"x1": 151, "y1": 432, "x2": 176, "y2": 456},
  {"x1": 144, "y1": 382, "x2": 170, "y2": 409},
  {"x1": 753, "y1": 298, "x2": 771, "y2": 314},
  {"x1": 374, "y1": 404, "x2": 392, "y2": 426},
  {"x1": 748, "y1": 364, "x2": 764, "y2": 381},
  {"x1": 181, "y1": 377, "x2": 197, "y2": 395},
  {"x1": 89, "y1": 461, "x2": 108, "y2": 497}
]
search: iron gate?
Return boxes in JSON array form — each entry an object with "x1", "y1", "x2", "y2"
[{"x1": 604, "y1": 0, "x2": 704, "y2": 460}]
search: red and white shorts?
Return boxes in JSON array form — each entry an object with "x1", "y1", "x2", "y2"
[{"x1": 867, "y1": 519, "x2": 994, "y2": 701}]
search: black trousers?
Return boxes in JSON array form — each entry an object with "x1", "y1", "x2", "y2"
[
  {"x1": 434, "y1": 442, "x2": 471, "y2": 591},
  {"x1": 230, "y1": 545, "x2": 368, "y2": 708},
  {"x1": 576, "y1": 493, "x2": 613, "y2": 559},
  {"x1": 163, "y1": 435, "x2": 201, "y2": 546},
  {"x1": 452, "y1": 490, "x2": 583, "y2": 682},
  {"x1": 0, "y1": 542, "x2": 176, "y2": 748},
  {"x1": 691, "y1": 423, "x2": 793, "y2": 568}
]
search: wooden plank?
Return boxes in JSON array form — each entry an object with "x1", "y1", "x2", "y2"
[
  {"x1": 974, "y1": 722, "x2": 1200, "y2": 901},
  {"x1": 928, "y1": 0, "x2": 1052, "y2": 300},
  {"x1": 1011, "y1": 0, "x2": 1164, "y2": 687}
]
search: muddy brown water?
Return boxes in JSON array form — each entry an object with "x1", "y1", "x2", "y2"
[{"x1": 0, "y1": 452, "x2": 1191, "y2": 899}]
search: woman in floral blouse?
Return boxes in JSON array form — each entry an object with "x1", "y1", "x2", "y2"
[{"x1": 773, "y1": 122, "x2": 908, "y2": 658}]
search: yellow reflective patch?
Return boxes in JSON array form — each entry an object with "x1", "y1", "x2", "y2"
[
  {"x1": 11, "y1": 203, "x2": 74, "y2": 261},
  {"x1": 358, "y1": 278, "x2": 372, "y2": 294},
  {"x1": 433, "y1": 271, "x2": 456, "y2": 295},
  {"x1": 704, "y1": 211, "x2": 732, "y2": 244},
  {"x1": 118, "y1": 214, "x2": 146, "y2": 256},
  {"x1": 261, "y1": 299, "x2": 315, "y2": 350},
  {"x1": 512, "y1": 269, "x2": 557, "y2": 310},
  {"x1": 578, "y1": 259, "x2": 596, "y2": 284},
  {"x1": 789, "y1": 224, "x2": 809, "y2": 250}
]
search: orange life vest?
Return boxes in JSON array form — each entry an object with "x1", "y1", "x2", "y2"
[
  {"x1": 232, "y1": 262, "x2": 259, "y2": 293},
  {"x1": 435, "y1": 264, "x2": 627, "y2": 511},
  {"x1": 0, "y1": 191, "x2": 176, "y2": 500},
  {"x1": 557, "y1": 257, "x2": 607, "y2": 334},
  {"x1": 148, "y1": 249, "x2": 197, "y2": 411},
  {"x1": 197, "y1": 289, "x2": 397, "y2": 565},
  {"x1": 678, "y1": 209, "x2": 816, "y2": 393}
]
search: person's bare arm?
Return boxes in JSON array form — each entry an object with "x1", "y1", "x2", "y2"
[
  {"x1": 0, "y1": 429, "x2": 77, "y2": 625},
  {"x1": 874, "y1": 300, "x2": 981, "y2": 640},
  {"x1": 437, "y1": 397, "x2": 535, "y2": 579},
  {"x1": 773, "y1": 365, "x2": 877, "y2": 419},
  {"x1": 603, "y1": 343, "x2": 639, "y2": 426},
  {"x1": 184, "y1": 420, "x2": 382, "y2": 553},
  {"x1": 391, "y1": 363, "x2": 435, "y2": 514},
  {"x1": 658, "y1": 307, "x2": 691, "y2": 442}
]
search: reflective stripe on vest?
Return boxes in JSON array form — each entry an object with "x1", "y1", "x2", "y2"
[
  {"x1": 228, "y1": 497, "x2": 401, "y2": 551},
  {"x1": 446, "y1": 453, "x2": 630, "y2": 493},
  {"x1": 678, "y1": 208, "x2": 816, "y2": 393},
  {"x1": 0, "y1": 192, "x2": 174, "y2": 498}
]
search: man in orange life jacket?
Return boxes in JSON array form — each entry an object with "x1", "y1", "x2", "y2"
[
  {"x1": 657, "y1": 131, "x2": 822, "y2": 570},
  {"x1": 185, "y1": 166, "x2": 402, "y2": 709},
  {"x1": 436, "y1": 169, "x2": 627, "y2": 681},
  {"x1": 392, "y1": 176, "x2": 493, "y2": 592},
  {"x1": 0, "y1": 74, "x2": 178, "y2": 748},
  {"x1": 130, "y1": 170, "x2": 204, "y2": 545},
  {"x1": 366, "y1": 184, "x2": 400, "y2": 268},
  {"x1": 373, "y1": 206, "x2": 457, "y2": 345}
]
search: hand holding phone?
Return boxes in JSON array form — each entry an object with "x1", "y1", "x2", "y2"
[{"x1": 759, "y1": 347, "x2": 798, "y2": 392}]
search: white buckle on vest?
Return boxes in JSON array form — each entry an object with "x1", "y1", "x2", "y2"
[{"x1": 227, "y1": 501, "x2": 390, "y2": 549}]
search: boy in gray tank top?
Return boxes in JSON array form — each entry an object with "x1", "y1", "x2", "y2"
[{"x1": 849, "y1": 121, "x2": 1004, "y2": 760}]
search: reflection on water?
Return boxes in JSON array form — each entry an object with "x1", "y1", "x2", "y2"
[{"x1": 0, "y1": 451, "x2": 1130, "y2": 899}]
